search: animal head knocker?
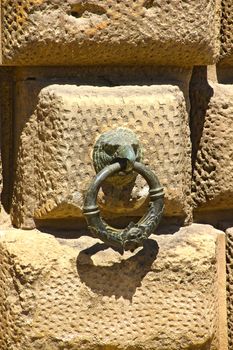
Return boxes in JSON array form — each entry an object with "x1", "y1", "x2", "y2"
[
  {"x1": 92, "y1": 127, "x2": 143, "y2": 187},
  {"x1": 83, "y1": 127, "x2": 164, "y2": 253}
]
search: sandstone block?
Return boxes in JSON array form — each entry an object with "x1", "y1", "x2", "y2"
[
  {"x1": 219, "y1": 0, "x2": 233, "y2": 66},
  {"x1": 0, "y1": 224, "x2": 227, "y2": 350},
  {"x1": 192, "y1": 82, "x2": 233, "y2": 211},
  {"x1": 11, "y1": 84, "x2": 191, "y2": 228},
  {"x1": 225, "y1": 226, "x2": 233, "y2": 349},
  {"x1": 2, "y1": 0, "x2": 220, "y2": 66}
]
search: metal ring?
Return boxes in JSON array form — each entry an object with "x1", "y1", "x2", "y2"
[{"x1": 83, "y1": 162, "x2": 164, "y2": 253}]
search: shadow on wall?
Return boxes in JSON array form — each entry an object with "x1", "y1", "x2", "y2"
[
  {"x1": 76, "y1": 239, "x2": 159, "y2": 301},
  {"x1": 189, "y1": 66, "x2": 214, "y2": 173}
]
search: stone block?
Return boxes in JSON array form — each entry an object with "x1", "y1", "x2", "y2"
[
  {"x1": 0, "y1": 224, "x2": 227, "y2": 350},
  {"x1": 192, "y1": 82, "x2": 233, "y2": 211},
  {"x1": 2, "y1": 0, "x2": 221, "y2": 66},
  {"x1": 225, "y1": 226, "x2": 233, "y2": 348},
  {"x1": 219, "y1": 0, "x2": 233, "y2": 66},
  {"x1": 11, "y1": 84, "x2": 191, "y2": 228}
]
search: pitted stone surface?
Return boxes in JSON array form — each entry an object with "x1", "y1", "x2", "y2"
[
  {"x1": 0, "y1": 224, "x2": 227, "y2": 350},
  {"x1": 11, "y1": 84, "x2": 191, "y2": 228},
  {"x1": 192, "y1": 83, "x2": 233, "y2": 211},
  {"x1": 2, "y1": 0, "x2": 220, "y2": 66},
  {"x1": 219, "y1": 0, "x2": 233, "y2": 66},
  {"x1": 225, "y1": 227, "x2": 233, "y2": 348}
]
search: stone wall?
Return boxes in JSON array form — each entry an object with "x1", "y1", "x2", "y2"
[
  {"x1": 11, "y1": 82, "x2": 192, "y2": 228},
  {"x1": 0, "y1": 225, "x2": 228, "y2": 350},
  {"x1": 0, "y1": 0, "x2": 232, "y2": 349},
  {"x1": 2, "y1": 0, "x2": 220, "y2": 66}
]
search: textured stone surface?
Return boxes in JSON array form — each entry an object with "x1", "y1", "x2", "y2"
[
  {"x1": 11, "y1": 84, "x2": 191, "y2": 228},
  {"x1": 225, "y1": 226, "x2": 233, "y2": 349},
  {"x1": 191, "y1": 80, "x2": 233, "y2": 211},
  {"x1": 2, "y1": 0, "x2": 220, "y2": 66},
  {"x1": 219, "y1": 0, "x2": 233, "y2": 66},
  {"x1": 0, "y1": 224, "x2": 227, "y2": 350}
]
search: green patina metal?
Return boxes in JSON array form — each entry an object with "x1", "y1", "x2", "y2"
[
  {"x1": 83, "y1": 127, "x2": 164, "y2": 253},
  {"x1": 93, "y1": 127, "x2": 143, "y2": 187}
]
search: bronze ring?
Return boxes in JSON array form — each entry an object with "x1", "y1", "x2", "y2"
[{"x1": 83, "y1": 162, "x2": 164, "y2": 253}]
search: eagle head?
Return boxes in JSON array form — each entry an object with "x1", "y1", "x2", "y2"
[{"x1": 93, "y1": 127, "x2": 143, "y2": 186}]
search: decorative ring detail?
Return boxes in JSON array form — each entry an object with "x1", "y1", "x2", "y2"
[{"x1": 83, "y1": 162, "x2": 164, "y2": 253}]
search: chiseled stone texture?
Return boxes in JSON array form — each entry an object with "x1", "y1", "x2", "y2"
[
  {"x1": 219, "y1": 0, "x2": 233, "y2": 66},
  {"x1": 0, "y1": 224, "x2": 227, "y2": 350},
  {"x1": 191, "y1": 82, "x2": 233, "y2": 211},
  {"x1": 2, "y1": 0, "x2": 220, "y2": 66},
  {"x1": 11, "y1": 84, "x2": 191, "y2": 228},
  {"x1": 225, "y1": 226, "x2": 233, "y2": 349}
]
